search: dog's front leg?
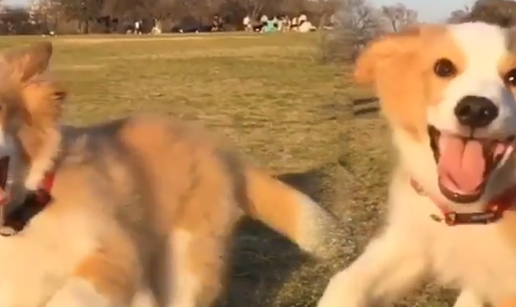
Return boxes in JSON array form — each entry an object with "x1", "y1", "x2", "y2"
[
  {"x1": 453, "y1": 290, "x2": 485, "y2": 307},
  {"x1": 317, "y1": 228, "x2": 427, "y2": 307},
  {"x1": 46, "y1": 241, "x2": 140, "y2": 307},
  {"x1": 46, "y1": 278, "x2": 123, "y2": 307}
]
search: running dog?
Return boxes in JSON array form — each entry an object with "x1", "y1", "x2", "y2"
[
  {"x1": 318, "y1": 22, "x2": 516, "y2": 307},
  {"x1": 0, "y1": 42, "x2": 337, "y2": 307}
]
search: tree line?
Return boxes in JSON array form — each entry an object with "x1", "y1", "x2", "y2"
[
  {"x1": 447, "y1": 0, "x2": 516, "y2": 26},
  {"x1": 0, "y1": 0, "x2": 339, "y2": 35},
  {"x1": 324, "y1": 0, "x2": 516, "y2": 64}
]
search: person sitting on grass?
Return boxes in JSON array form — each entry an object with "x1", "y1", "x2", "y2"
[
  {"x1": 262, "y1": 17, "x2": 278, "y2": 33},
  {"x1": 280, "y1": 15, "x2": 290, "y2": 32},
  {"x1": 260, "y1": 14, "x2": 269, "y2": 31},
  {"x1": 211, "y1": 14, "x2": 223, "y2": 32},
  {"x1": 291, "y1": 16, "x2": 298, "y2": 31},
  {"x1": 243, "y1": 15, "x2": 252, "y2": 32}
]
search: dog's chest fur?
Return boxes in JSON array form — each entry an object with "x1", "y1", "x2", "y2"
[
  {"x1": 0, "y1": 209, "x2": 97, "y2": 307},
  {"x1": 390, "y1": 178, "x2": 516, "y2": 302}
]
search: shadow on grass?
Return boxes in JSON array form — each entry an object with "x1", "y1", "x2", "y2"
[
  {"x1": 220, "y1": 164, "x2": 337, "y2": 307},
  {"x1": 353, "y1": 97, "x2": 379, "y2": 118}
]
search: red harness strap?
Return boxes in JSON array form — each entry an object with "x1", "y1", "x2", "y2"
[
  {"x1": 35, "y1": 172, "x2": 56, "y2": 204},
  {"x1": 0, "y1": 172, "x2": 56, "y2": 236},
  {"x1": 410, "y1": 179, "x2": 515, "y2": 226}
]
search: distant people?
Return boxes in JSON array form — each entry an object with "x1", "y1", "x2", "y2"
[
  {"x1": 262, "y1": 16, "x2": 279, "y2": 33},
  {"x1": 280, "y1": 15, "x2": 290, "y2": 32},
  {"x1": 243, "y1": 15, "x2": 252, "y2": 32},
  {"x1": 296, "y1": 13, "x2": 315, "y2": 32},
  {"x1": 276, "y1": 16, "x2": 284, "y2": 32},
  {"x1": 260, "y1": 14, "x2": 268, "y2": 30},
  {"x1": 291, "y1": 17, "x2": 299, "y2": 31},
  {"x1": 212, "y1": 14, "x2": 223, "y2": 32},
  {"x1": 272, "y1": 16, "x2": 279, "y2": 29},
  {"x1": 298, "y1": 13, "x2": 307, "y2": 25},
  {"x1": 134, "y1": 20, "x2": 143, "y2": 35},
  {"x1": 298, "y1": 20, "x2": 316, "y2": 33},
  {"x1": 151, "y1": 19, "x2": 162, "y2": 34}
]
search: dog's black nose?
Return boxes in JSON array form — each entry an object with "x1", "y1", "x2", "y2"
[{"x1": 454, "y1": 96, "x2": 499, "y2": 128}]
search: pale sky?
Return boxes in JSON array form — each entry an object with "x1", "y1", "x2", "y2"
[
  {"x1": 371, "y1": 0, "x2": 476, "y2": 22},
  {"x1": 4, "y1": 0, "x2": 478, "y2": 22}
]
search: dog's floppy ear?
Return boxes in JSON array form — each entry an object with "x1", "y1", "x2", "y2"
[
  {"x1": 2, "y1": 42, "x2": 53, "y2": 83},
  {"x1": 354, "y1": 24, "x2": 437, "y2": 85}
]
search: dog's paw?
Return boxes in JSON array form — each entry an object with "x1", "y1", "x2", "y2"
[
  {"x1": 317, "y1": 272, "x2": 363, "y2": 307},
  {"x1": 46, "y1": 278, "x2": 120, "y2": 307}
]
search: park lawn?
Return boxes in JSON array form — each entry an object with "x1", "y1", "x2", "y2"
[
  {"x1": 0, "y1": 33, "x2": 457, "y2": 306},
  {"x1": 0, "y1": 33, "x2": 335, "y2": 173}
]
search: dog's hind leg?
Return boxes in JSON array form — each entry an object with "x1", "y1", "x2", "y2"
[
  {"x1": 150, "y1": 228, "x2": 230, "y2": 307},
  {"x1": 317, "y1": 228, "x2": 428, "y2": 307},
  {"x1": 131, "y1": 287, "x2": 158, "y2": 307},
  {"x1": 453, "y1": 290, "x2": 485, "y2": 307},
  {"x1": 149, "y1": 156, "x2": 238, "y2": 307},
  {"x1": 46, "y1": 231, "x2": 142, "y2": 307}
]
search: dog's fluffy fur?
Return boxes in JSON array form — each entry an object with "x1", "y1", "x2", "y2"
[
  {"x1": 318, "y1": 22, "x2": 516, "y2": 307},
  {"x1": 500, "y1": 299, "x2": 516, "y2": 307},
  {"x1": 0, "y1": 42, "x2": 337, "y2": 307}
]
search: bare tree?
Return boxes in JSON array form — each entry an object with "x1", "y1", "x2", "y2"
[
  {"x1": 28, "y1": 0, "x2": 62, "y2": 32},
  {"x1": 101, "y1": 0, "x2": 160, "y2": 19},
  {"x1": 320, "y1": 0, "x2": 383, "y2": 63},
  {"x1": 465, "y1": 0, "x2": 516, "y2": 26},
  {"x1": 170, "y1": 0, "x2": 225, "y2": 24},
  {"x1": 447, "y1": 6, "x2": 470, "y2": 23},
  {"x1": 339, "y1": 0, "x2": 383, "y2": 45},
  {"x1": 318, "y1": 0, "x2": 340, "y2": 24},
  {"x1": 237, "y1": 0, "x2": 265, "y2": 19},
  {"x1": 38, "y1": 0, "x2": 337, "y2": 33},
  {"x1": 380, "y1": 3, "x2": 417, "y2": 32}
]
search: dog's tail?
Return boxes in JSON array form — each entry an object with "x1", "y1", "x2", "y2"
[{"x1": 240, "y1": 167, "x2": 338, "y2": 258}]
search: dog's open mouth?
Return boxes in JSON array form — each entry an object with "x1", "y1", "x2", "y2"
[{"x1": 428, "y1": 126, "x2": 515, "y2": 203}]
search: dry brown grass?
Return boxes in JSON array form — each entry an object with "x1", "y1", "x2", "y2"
[{"x1": 0, "y1": 32, "x2": 458, "y2": 306}]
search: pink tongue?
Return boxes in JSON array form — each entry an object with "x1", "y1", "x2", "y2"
[{"x1": 438, "y1": 135, "x2": 486, "y2": 194}]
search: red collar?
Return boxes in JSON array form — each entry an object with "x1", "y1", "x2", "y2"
[
  {"x1": 0, "y1": 172, "x2": 56, "y2": 236},
  {"x1": 37, "y1": 172, "x2": 56, "y2": 197},
  {"x1": 410, "y1": 179, "x2": 515, "y2": 226}
]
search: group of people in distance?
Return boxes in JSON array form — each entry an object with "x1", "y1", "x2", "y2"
[{"x1": 243, "y1": 13, "x2": 316, "y2": 33}]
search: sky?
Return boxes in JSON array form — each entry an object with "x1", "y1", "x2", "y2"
[
  {"x1": 372, "y1": 0, "x2": 475, "y2": 22},
  {"x1": 3, "y1": 0, "x2": 26, "y2": 6},
  {"x1": 4, "y1": 0, "x2": 478, "y2": 22}
]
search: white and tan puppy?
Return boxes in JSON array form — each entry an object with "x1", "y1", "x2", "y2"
[
  {"x1": 318, "y1": 22, "x2": 516, "y2": 307},
  {"x1": 0, "y1": 42, "x2": 338, "y2": 307},
  {"x1": 499, "y1": 298, "x2": 516, "y2": 307}
]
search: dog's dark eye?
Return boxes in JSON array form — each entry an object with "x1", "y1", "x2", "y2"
[
  {"x1": 434, "y1": 58, "x2": 457, "y2": 78},
  {"x1": 504, "y1": 68, "x2": 516, "y2": 87}
]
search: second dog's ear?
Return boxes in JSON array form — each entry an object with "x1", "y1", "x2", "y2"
[{"x1": 2, "y1": 42, "x2": 53, "y2": 82}]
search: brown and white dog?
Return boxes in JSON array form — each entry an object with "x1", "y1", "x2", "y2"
[
  {"x1": 0, "y1": 42, "x2": 338, "y2": 307},
  {"x1": 318, "y1": 22, "x2": 516, "y2": 307},
  {"x1": 500, "y1": 299, "x2": 516, "y2": 307}
]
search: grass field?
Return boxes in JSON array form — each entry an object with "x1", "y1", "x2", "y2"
[{"x1": 2, "y1": 33, "x2": 458, "y2": 306}]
